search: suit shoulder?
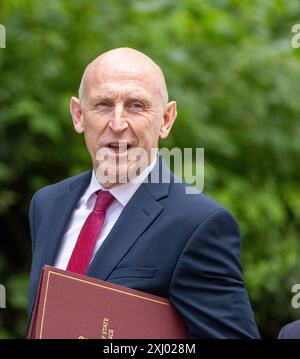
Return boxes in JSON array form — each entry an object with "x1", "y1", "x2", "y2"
[
  {"x1": 161, "y1": 179, "x2": 239, "y2": 234},
  {"x1": 170, "y1": 179, "x2": 228, "y2": 215},
  {"x1": 278, "y1": 320, "x2": 300, "y2": 339},
  {"x1": 32, "y1": 171, "x2": 91, "y2": 201}
]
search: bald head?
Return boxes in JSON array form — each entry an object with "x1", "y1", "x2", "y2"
[{"x1": 78, "y1": 47, "x2": 169, "y2": 106}]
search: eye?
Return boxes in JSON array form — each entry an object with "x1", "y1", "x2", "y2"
[
  {"x1": 128, "y1": 102, "x2": 144, "y2": 111},
  {"x1": 98, "y1": 100, "x2": 111, "y2": 107}
]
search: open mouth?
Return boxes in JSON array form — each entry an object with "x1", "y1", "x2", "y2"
[{"x1": 106, "y1": 141, "x2": 134, "y2": 154}]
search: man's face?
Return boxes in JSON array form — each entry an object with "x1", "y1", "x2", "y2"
[{"x1": 70, "y1": 53, "x2": 176, "y2": 187}]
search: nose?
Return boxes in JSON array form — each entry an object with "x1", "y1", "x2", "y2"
[{"x1": 108, "y1": 103, "x2": 128, "y2": 133}]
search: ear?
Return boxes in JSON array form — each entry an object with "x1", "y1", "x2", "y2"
[
  {"x1": 159, "y1": 101, "x2": 177, "y2": 139},
  {"x1": 70, "y1": 96, "x2": 84, "y2": 134}
]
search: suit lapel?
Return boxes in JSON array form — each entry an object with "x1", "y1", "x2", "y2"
[
  {"x1": 38, "y1": 171, "x2": 92, "y2": 267},
  {"x1": 87, "y1": 158, "x2": 171, "y2": 280}
]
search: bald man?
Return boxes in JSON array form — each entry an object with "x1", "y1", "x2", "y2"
[{"x1": 28, "y1": 48, "x2": 260, "y2": 338}]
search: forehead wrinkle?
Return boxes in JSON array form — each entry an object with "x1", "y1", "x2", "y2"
[
  {"x1": 89, "y1": 70, "x2": 155, "y2": 92},
  {"x1": 89, "y1": 91, "x2": 152, "y2": 105},
  {"x1": 86, "y1": 77, "x2": 159, "y2": 105}
]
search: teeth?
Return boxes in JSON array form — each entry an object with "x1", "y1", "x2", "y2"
[{"x1": 109, "y1": 143, "x2": 131, "y2": 148}]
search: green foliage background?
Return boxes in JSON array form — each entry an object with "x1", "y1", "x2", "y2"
[{"x1": 1, "y1": 0, "x2": 300, "y2": 338}]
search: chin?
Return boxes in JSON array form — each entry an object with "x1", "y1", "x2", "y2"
[
  {"x1": 95, "y1": 158, "x2": 147, "y2": 185},
  {"x1": 95, "y1": 162, "x2": 127, "y2": 185}
]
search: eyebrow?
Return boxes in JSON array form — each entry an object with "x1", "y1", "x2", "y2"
[{"x1": 88, "y1": 93, "x2": 152, "y2": 106}]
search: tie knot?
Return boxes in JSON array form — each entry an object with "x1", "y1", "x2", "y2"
[{"x1": 94, "y1": 190, "x2": 115, "y2": 213}]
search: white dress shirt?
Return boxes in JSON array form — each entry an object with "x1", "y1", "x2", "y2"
[{"x1": 55, "y1": 158, "x2": 157, "y2": 270}]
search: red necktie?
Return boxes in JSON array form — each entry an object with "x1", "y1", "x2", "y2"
[{"x1": 66, "y1": 190, "x2": 115, "y2": 275}]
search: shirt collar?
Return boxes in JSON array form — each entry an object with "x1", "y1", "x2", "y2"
[{"x1": 81, "y1": 157, "x2": 157, "y2": 207}]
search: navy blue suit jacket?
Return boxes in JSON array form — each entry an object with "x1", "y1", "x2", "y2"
[
  {"x1": 28, "y1": 158, "x2": 260, "y2": 338},
  {"x1": 278, "y1": 320, "x2": 300, "y2": 339}
]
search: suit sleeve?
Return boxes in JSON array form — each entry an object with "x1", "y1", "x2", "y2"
[{"x1": 168, "y1": 208, "x2": 260, "y2": 338}]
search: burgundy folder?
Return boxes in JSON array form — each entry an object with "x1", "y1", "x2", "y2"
[{"x1": 28, "y1": 266, "x2": 188, "y2": 339}]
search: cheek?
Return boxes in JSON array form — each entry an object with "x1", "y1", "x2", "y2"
[
  {"x1": 129, "y1": 115, "x2": 161, "y2": 145},
  {"x1": 83, "y1": 114, "x2": 107, "y2": 151},
  {"x1": 84, "y1": 113, "x2": 106, "y2": 135}
]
